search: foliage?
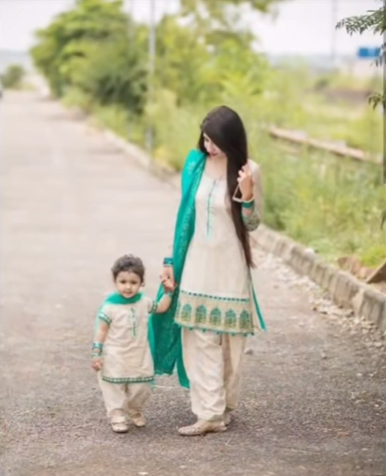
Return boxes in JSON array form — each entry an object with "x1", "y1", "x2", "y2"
[
  {"x1": 154, "y1": 16, "x2": 212, "y2": 105},
  {"x1": 180, "y1": 0, "x2": 284, "y2": 38},
  {"x1": 336, "y1": 1, "x2": 385, "y2": 109},
  {"x1": 30, "y1": 0, "x2": 147, "y2": 113},
  {"x1": 1, "y1": 64, "x2": 26, "y2": 89}
]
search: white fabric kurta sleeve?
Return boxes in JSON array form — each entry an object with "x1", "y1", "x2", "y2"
[{"x1": 98, "y1": 305, "x2": 113, "y2": 325}]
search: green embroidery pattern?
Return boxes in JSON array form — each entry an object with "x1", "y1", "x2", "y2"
[
  {"x1": 98, "y1": 312, "x2": 111, "y2": 325},
  {"x1": 102, "y1": 375, "x2": 154, "y2": 384},
  {"x1": 242, "y1": 207, "x2": 261, "y2": 231},
  {"x1": 175, "y1": 290, "x2": 254, "y2": 334},
  {"x1": 149, "y1": 300, "x2": 158, "y2": 314}
]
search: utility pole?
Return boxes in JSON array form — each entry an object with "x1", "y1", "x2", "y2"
[
  {"x1": 126, "y1": 0, "x2": 134, "y2": 140},
  {"x1": 331, "y1": 0, "x2": 338, "y2": 70},
  {"x1": 146, "y1": 0, "x2": 156, "y2": 158}
]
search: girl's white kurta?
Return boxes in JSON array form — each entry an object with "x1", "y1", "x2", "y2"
[
  {"x1": 99, "y1": 296, "x2": 156, "y2": 384},
  {"x1": 175, "y1": 160, "x2": 261, "y2": 335}
]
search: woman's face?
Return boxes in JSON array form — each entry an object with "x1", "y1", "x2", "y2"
[{"x1": 203, "y1": 133, "x2": 226, "y2": 159}]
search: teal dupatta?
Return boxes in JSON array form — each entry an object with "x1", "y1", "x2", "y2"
[
  {"x1": 148, "y1": 149, "x2": 206, "y2": 389},
  {"x1": 148, "y1": 149, "x2": 266, "y2": 389}
]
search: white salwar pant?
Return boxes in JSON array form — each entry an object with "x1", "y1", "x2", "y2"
[
  {"x1": 182, "y1": 328, "x2": 246, "y2": 422},
  {"x1": 97, "y1": 373, "x2": 152, "y2": 420}
]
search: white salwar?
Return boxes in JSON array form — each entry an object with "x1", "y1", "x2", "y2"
[
  {"x1": 175, "y1": 160, "x2": 263, "y2": 422},
  {"x1": 182, "y1": 329, "x2": 246, "y2": 421}
]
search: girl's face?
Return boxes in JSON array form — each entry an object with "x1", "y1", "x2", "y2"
[
  {"x1": 203, "y1": 133, "x2": 226, "y2": 159},
  {"x1": 115, "y1": 271, "x2": 142, "y2": 298}
]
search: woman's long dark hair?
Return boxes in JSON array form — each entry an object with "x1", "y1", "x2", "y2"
[{"x1": 198, "y1": 105, "x2": 254, "y2": 268}]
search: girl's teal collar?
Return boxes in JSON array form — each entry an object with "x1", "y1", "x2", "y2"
[{"x1": 105, "y1": 292, "x2": 143, "y2": 305}]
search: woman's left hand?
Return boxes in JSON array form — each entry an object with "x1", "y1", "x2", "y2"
[
  {"x1": 237, "y1": 164, "x2": 254, "y2": 201},
  {"x1": 160, "y1": 265, "x2": 175, "y2": 287}
]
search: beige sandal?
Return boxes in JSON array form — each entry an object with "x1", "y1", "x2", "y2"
[
  {"x1": 129, "y1": 412, "x2": 146, "y2": 427},
  {"x1": 111, "y1": 415, "x2": 129, "y2": 433},
  {"x1": 224, "y1": 410, "x2": 232, "y2": 426},
  {"x1": 178, "y1": 420, "x2": 226, "y2": 436}
]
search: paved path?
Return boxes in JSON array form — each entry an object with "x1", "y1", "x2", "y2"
[{"x1": 1, "y1": 92, "x2": 385, "y2": 476}]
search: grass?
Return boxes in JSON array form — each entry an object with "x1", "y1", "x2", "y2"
[{"x1": 299, "y1": 93, "x2": 382, "y2": 155}]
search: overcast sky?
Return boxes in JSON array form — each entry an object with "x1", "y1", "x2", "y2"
[{"x1": 0, "y1": 0, "x2": 381, "y2": 56}]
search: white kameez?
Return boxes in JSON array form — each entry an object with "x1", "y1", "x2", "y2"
[
  {"x1": 175, "y1": 160, "x2": 262, "y2": 335},
  {"x1": 175, "y1": 160, "x2": 262, "y2": 422},
  {"x1": 97, "y1": 296, "x2": 156, "y2": 417}
]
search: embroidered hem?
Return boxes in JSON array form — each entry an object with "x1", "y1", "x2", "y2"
[
  {"x1": 176, "y1": 321, "x2": 255, "y2": 336},
  {"x1": 175, "y1": 290, "x2": 254, "y2": 334},
  {"x1": 101, "y1": 375, "x2": 154, "y2": 384}
]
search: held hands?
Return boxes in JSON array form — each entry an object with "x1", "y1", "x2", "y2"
[
  {"x1": 161, "y1": 276, "x2": 176, "y2": 293},
  {"x1": 91, "y1": 355, "x2": 103, "y2": 371},
  {"x1": 160, "y1": 261, "x2": 176, "y2": 292},
  {"x1": 161, "y1": 264, "x2": 174, "y2": 284},
  {"x1": 237, "y1": 164, "x2": 254, "y2": 202}
]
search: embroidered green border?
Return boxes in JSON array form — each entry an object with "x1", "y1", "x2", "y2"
[
  {"x1": 206, "y1": 179, "x2": 217, "y2": 237},
  {"x1": 98, "y1": 313, "x2": 111, "y2": 325},
  {"x1": 102, "y1": 375, "x2": 154, "y2": 384},
  {"x1": 149, "y1": 300, "x2": 158, "y2": 314},
  {"x1": 179, "y1": 290, "x2": 250, "y2": 303},
  {"x1": 175, "y1": 290, "x2": 254, "y2": 334},
  {"x1": 242, "y1": 208, "x2": 260, "y2": 231}
]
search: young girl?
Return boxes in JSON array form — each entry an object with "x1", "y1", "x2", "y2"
[{"x1": 91, "y1": 254, "x2": 174, "y2": 433}]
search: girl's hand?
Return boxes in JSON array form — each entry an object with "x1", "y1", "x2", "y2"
[
  {"x1": 91, "y1": 356, "x2": 103, "y2": 371},
  {"x1": 162, "y1": 277, "x2": 176, "y2": 293},
  {"x1": 237, "y1": 164, "x2": 254, "y2": 201},
  {"x1": 160, "y1": 265, "x2": 174, "y2": 286}
]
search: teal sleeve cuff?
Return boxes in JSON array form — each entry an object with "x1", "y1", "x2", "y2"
[{"x1": 242, "y1": 199, "x2": 255, "y2": 209}]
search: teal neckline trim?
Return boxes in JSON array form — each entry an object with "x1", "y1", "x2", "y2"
[
  {"x1": 105, "y1": 292, "x2": 143, "y2": 305},
  {"x1": 206, "y1": 180, "x2": 217, "y2": 237}
]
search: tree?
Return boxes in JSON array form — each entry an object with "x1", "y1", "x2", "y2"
[
  {"x1": 30, "y1": 0, "x2": 147, "y2": 112},
  {"x1": 336, "y1": 0, "x2": 386, "y2": 221},
  {"x1": 181, "y1": 0, "x2": 284, "y2": 21},
  {"x1": 1, "y1": 64, "x2": 25, "y2": 89},
  {"x1": 180, "y1": 0, "x2": 284, "y2": 52},
  {"x1": 154, "y1": 0, "x2": 273, "y2": 106},
  {"x1": 154, "y1": 16, "x2": 211, "y2": 104},
  {"x1": 336, "y1": 1, "x2": 385, "y2": 109},
  {"x1": 68, "y1": 39, "x2": 147, "y2": 112}
]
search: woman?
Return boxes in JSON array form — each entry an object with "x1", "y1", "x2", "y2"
[{"x1": 149, "y1": 105, "x2": 266, "y2": 436}]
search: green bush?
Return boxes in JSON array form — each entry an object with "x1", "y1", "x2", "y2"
[{"x1": 1, "y1": 64, "x2": 26, "y2": 89}]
